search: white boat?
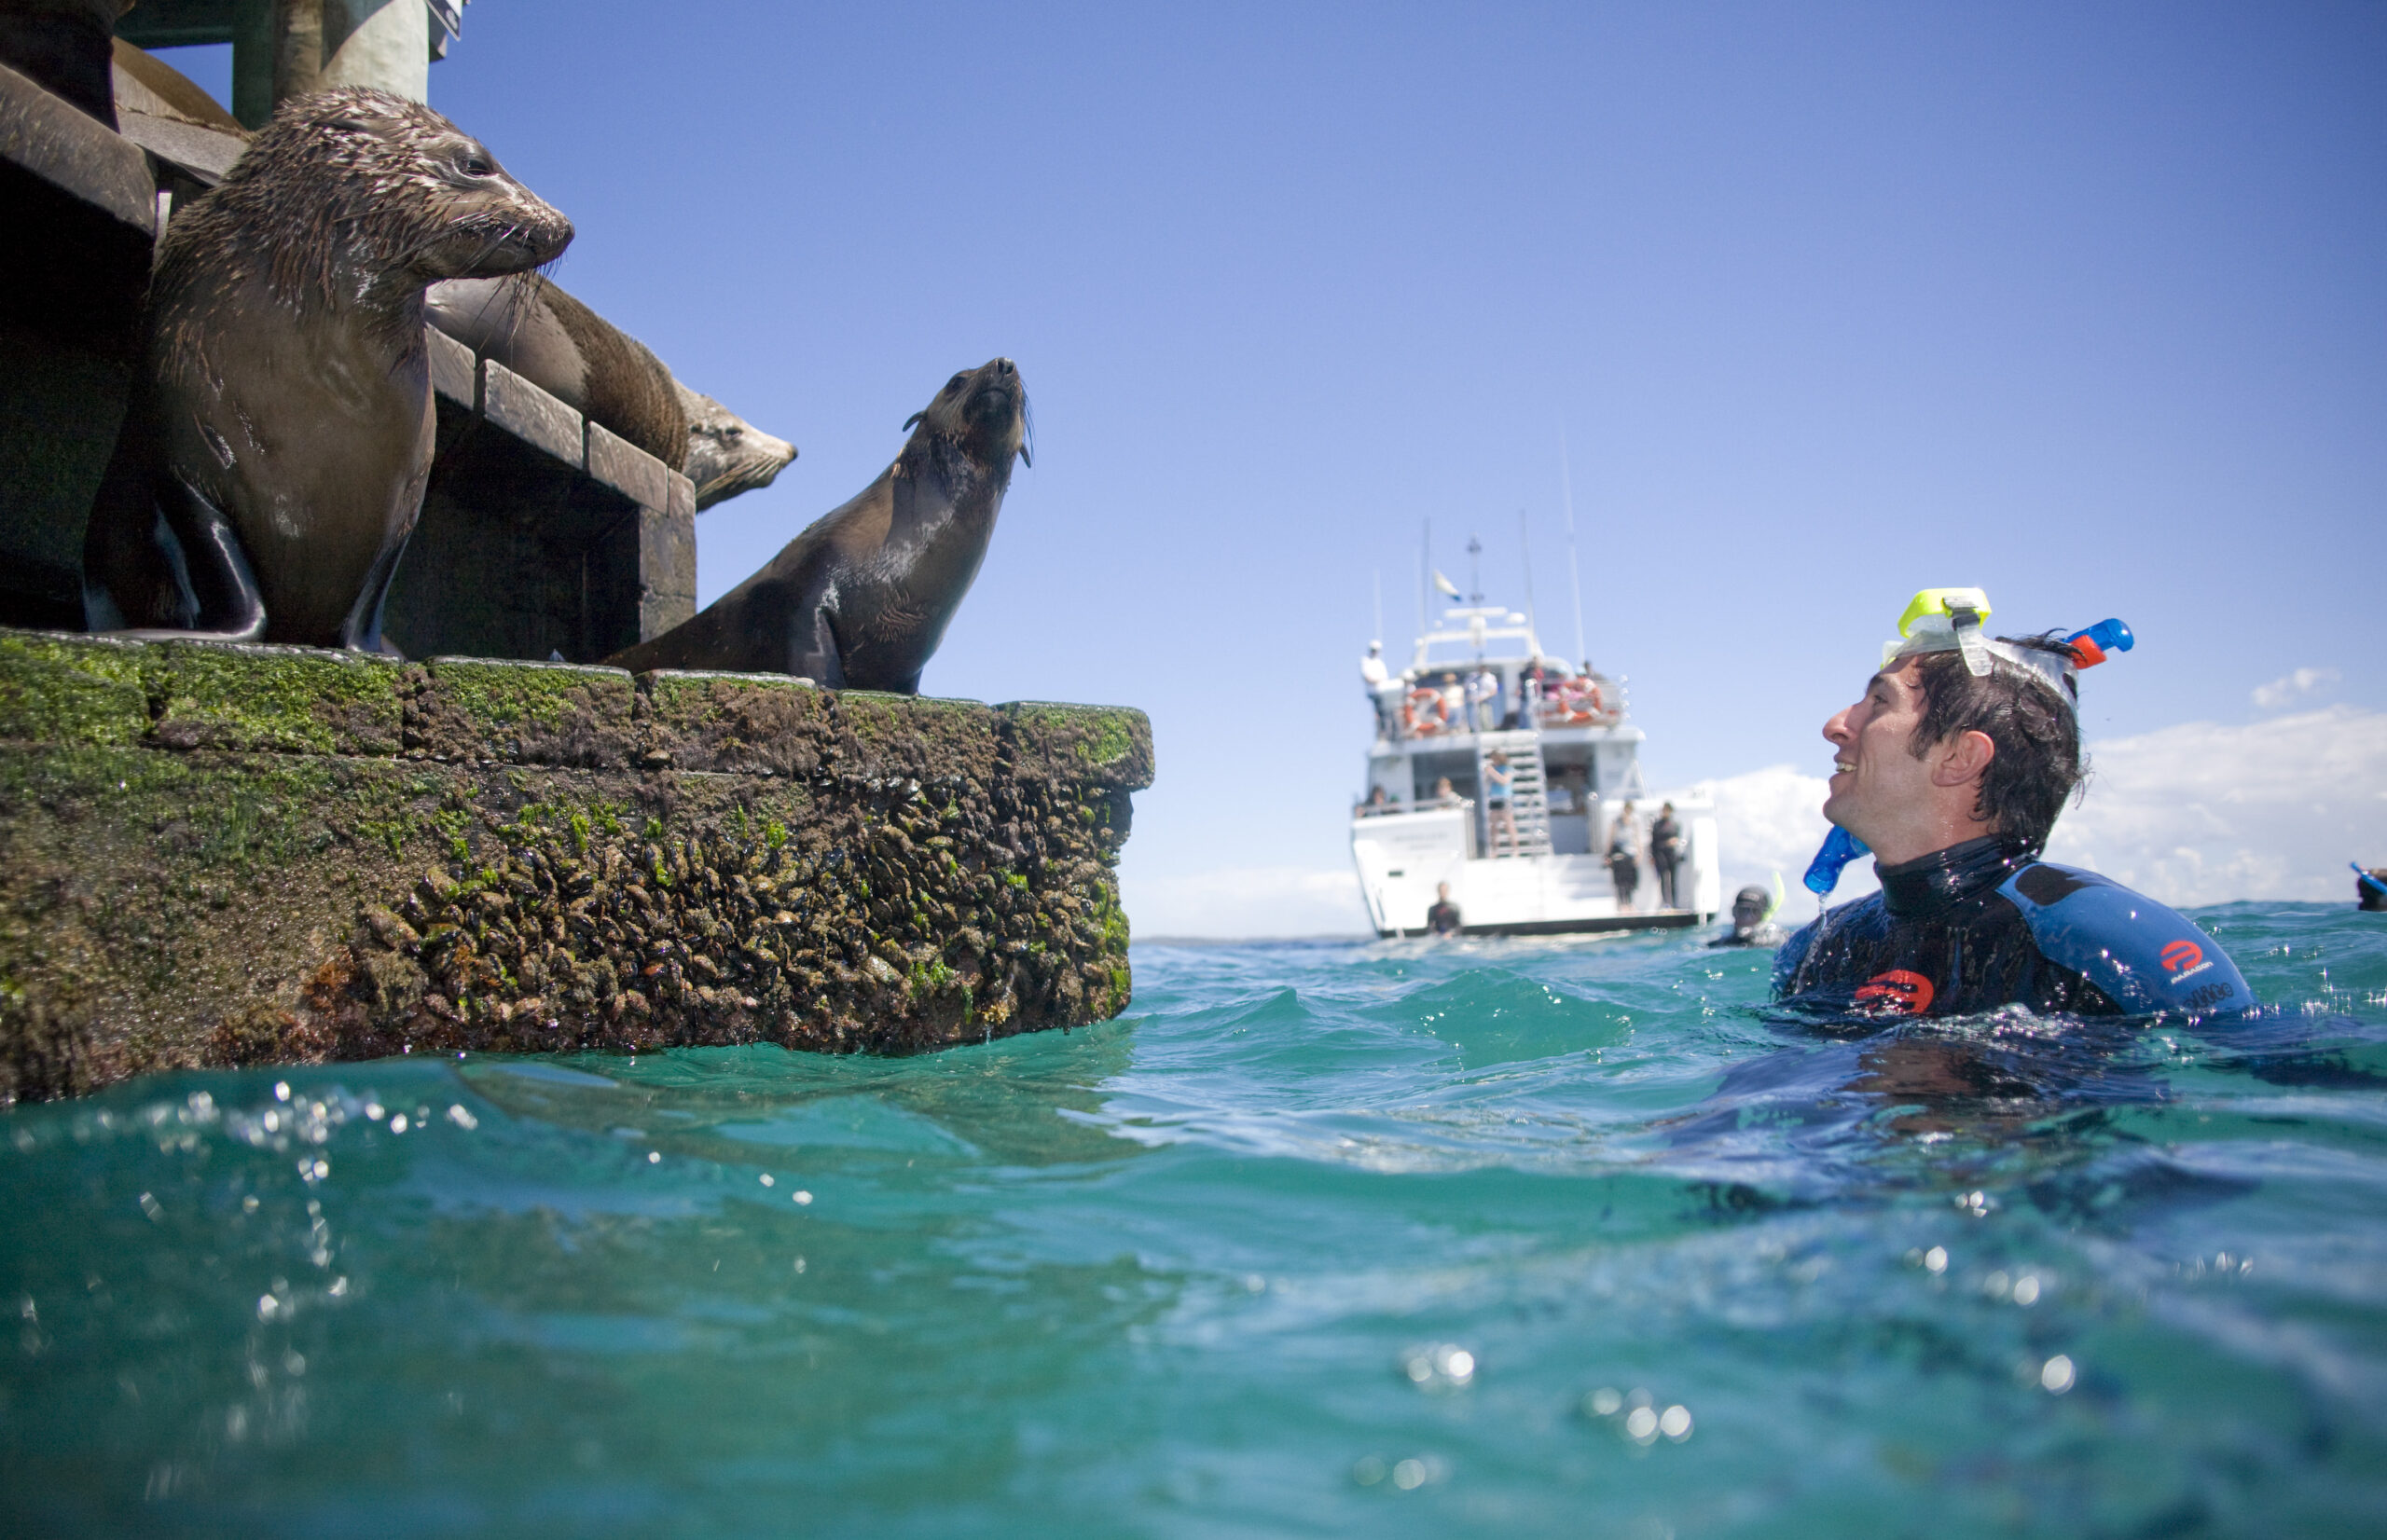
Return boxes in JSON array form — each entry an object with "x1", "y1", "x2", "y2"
[{"x1": 1350, "y1": 604, "x2": 1720, "y2": 937}]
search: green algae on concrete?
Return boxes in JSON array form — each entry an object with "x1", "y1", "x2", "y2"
[
  {"x1": 0, "y1": 630, "x2": 149, "y2": 747},
  {"x1": 147, "y1": 639, "x2": 406, "y2": 756},
  {"x1": 0, "y1": 629, "x2": 1153, "y2": 1103}
]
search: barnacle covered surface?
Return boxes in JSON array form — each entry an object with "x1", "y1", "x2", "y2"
[{"x1": 0, "y1": 630, "x2": 1151, "y2": 1104}]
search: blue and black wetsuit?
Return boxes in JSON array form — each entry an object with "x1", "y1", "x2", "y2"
[{"x1": 1773, "y1": 835, "x2": 2254, "y2": 1021}]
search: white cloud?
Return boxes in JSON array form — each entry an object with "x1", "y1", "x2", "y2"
[
  {"x1": 1121, "y1": 862, "x2": 1365, "y2": 940},
  {"x1": 1686, "y1": 763, "x2": 1877, "y2": 910},
  {"x1": 2252, "y1": 667, "x2": 2339, "y2": 711},
  {"x1": 2046, "y1": 704, "x2": 2387, "y2": 906},
  {"x1": 1122, "y1": 706, "x2": 2387, "y2": 937}
]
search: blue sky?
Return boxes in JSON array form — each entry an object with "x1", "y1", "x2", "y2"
[{"x1": 157, "y1": 3, "x2": 2384, "y2": 930}]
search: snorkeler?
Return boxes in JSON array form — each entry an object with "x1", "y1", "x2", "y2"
[
  {"x1": 1707, "y1": 886, "x2": 1787, "y2": 948},
  {"x1": 1773, "y1": 589, "x2": 2254, "y2": 1020}
]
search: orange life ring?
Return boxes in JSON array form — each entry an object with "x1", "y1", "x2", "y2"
[{"x1": 1402, "y1": 687, "x2": 1448, "y2": 734}]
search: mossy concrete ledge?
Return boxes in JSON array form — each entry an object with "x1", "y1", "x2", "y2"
[{"x1": 0, "y1": 629, "x2": 1154, "y2": 1104}]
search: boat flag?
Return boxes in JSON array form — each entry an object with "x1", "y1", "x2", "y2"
[{"x1": 1433, "y1": 571, "x2": 1463, "y2": 600}]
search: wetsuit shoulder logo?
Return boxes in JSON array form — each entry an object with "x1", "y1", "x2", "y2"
[
  {"x1": 2160, "y1": 938, "x2": 2214, "y2": 983},
  {"x1": 1854, "y1": 969, "x2": 1936, "y2": 1016}
]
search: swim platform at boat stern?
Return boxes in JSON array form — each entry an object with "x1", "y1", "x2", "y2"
[{"x1": 0, "y1": 628, "x2": 1153, "y2": 1104}]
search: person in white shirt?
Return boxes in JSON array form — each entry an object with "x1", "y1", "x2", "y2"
[
  {"x1": 1359, "y1": 642, "x2": 1394, "y2": 736},
  {"x1": 1467, "y1": 668, "x2": 1499, "y2": 731}
]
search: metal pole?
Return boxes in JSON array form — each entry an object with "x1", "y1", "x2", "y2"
[
  {"x1": 1518, "y1": 509, "x2": 1538, "y2": 643},
  {"x1": 1372, "y1": 569, "x2": 1383, "y2": 643},
  {"x1": 1559, "y1": 432, "x2": 1587, "y2": 668}
]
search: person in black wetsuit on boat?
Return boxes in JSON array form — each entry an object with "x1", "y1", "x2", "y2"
[{"x1": 1773, "y1": 587, "x2": 2255, "y2": 1022}]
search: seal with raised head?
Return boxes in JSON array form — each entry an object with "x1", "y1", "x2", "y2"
[
  {"x1": 83, "y1": 87, "x2": 573, "y2": 649},
  {"x1": 606, "y1": 358, "x2": 1028, "y2": 693}
]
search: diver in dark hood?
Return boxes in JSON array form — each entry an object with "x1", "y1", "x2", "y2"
[
  {"x1": 1708, "y1": 885, "x2": 1787, "y2": 948},
  {"x1": 1773, "y1": 589, "x2": 2253, "y2": 1023}
]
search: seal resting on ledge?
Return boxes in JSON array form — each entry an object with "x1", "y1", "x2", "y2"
[
  {"x1": 425, "y1": 273, "x2": 798, "y2": 508},
  {"x1": 607, "y1": 358, "x2": 1028, "y2": 693},
  {"x1": 82, "y1": 87, "x2": 573, "y2": 651}
]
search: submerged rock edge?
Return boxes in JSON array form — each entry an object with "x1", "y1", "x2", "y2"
[{"x1": 0, "y1": 628, "x2": 1152, "y2": 1103}]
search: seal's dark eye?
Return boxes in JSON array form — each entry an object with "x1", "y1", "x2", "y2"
[
  {"x1": 458, "y1": 150, "x2": 495, "y2": 177},
  {"x1": 947, "y1": 375, "x2": 967, "y2": 392}
]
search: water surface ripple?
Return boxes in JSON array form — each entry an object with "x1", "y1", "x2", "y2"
[{"x1": 4, "y1": 902, "x2": 2382, "y2": 1536}]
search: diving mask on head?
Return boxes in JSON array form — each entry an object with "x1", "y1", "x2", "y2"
[{"x1": 1802, "y1": 587, "x2": 2137, "y2": 898}]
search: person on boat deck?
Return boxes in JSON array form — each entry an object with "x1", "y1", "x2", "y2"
[
  {"x1": 1773, "y1": 590, "x2": 2254, "y2": 1021},
  {"x1": 1467, "y1": 668, "x2": 1500, "y2": 731},
  {"x1": 1426, "y1": 883, "x2": 1463, "y2": 936},
  {"x1": 1607, "y1": 803, "x2": 1641, "y2": 913},
  {"x1": 1440, "y1": 674, "x2": 1467, "y2": 733},
  {"x1": 1430, "y1": 777, "x2": 1462, "y2": 808},
  {"x1": 1484, "y1": 750, "x2": 1518, "y2": 857},
  {"x1": 1360, "y1": 642, "x2": 1398, "y2": 736},
  {"x1": 1649, "y1": 802, "x2": 1686, "y2": 909}
]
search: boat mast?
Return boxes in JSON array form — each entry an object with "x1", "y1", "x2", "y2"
[
  {"x1": 1417, "y1": 519, "x2": 1429, "y2": 642},
  {"x1": 1518, "y1": 509, "x2": 1538, "y2": 648},
  {"x1": 1559, "y1": 432, "x2": 1587, "y2": 668},
  {"x1": 1372, "y1": 569, "x2": 1383, "y2": 643}
]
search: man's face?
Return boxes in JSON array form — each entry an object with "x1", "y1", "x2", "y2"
[{"x1": 1821, "y1": 659, "x2": 1935, "y2": 844}]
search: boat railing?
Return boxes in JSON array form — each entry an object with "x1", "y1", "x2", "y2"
[{"x1": 1351, "y1": 796, "x2": 1472, "y2": 821}]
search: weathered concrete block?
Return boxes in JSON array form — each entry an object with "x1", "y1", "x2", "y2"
[
  {"x1": 636, "y1": 502, "x2": 697, "y2": 640},
  {"x1": 0, "y1": 628, "x2": 1152, "y2": 1103},
  {"x1": 0, "y1": 630, "x2": 148, "y2": 747},
  {"x1": 836, "y1": 691, "x2": 1010, "y2": 785},
  {"x1": 409, "y1": 656, "x2": 637, "y2": 767},
  {"x1": 586, "y1": 419, "x2": 669, "y2": 512},
  {"x1": 481, "y1": 356, "x2": 581, "y2": 465},
  {"x1": 636, "y1": 669, "x2": 826, "y2": 777},
  {"x1": 426, "y1": 323, "x2": 475, "y2": 408},
  {"x1": 998, "y1": 702, "x2": 1156, "y2": 791},
  {"x1": 145, "y1": 639, "x2": 405, "y2": 755}
]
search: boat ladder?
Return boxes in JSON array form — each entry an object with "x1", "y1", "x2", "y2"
[{"x1": 1476, "y1": 731, "x2": 1552, "y2": 859}]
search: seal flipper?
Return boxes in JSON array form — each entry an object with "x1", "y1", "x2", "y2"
[
  {"x1": 96, "y1": 475, "x2": 269, "y2": 641},
  {"x1": 338, "y1": 527, "x2": 415, "y2": 655}
]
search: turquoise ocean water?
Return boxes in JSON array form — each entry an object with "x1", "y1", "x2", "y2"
[{"x1": 3, "y1": 902, "x2": 2383, "y2": 1536}]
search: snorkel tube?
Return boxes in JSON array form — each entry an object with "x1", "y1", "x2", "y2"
[
  {"x1": 1800, "y1": 587, "x2": 2135, "y2": 899},
  {"x1": 2354, "y1": 862, "x2": 2387, "y2": 901}
]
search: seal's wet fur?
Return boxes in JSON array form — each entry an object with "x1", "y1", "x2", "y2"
[
  {"x1": 83, "y1": 87, "x2": 573, "y2": 650},
  {"x1": 607, "y1": 358, "x2": 1028, "y2": 693}
]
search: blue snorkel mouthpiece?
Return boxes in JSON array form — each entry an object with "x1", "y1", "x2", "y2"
[{"x1": 1804, "y1": 826, "x2": 1870, "y2": 897}]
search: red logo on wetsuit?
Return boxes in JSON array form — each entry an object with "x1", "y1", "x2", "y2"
[
  {"x1": 2160, "y1": 940, "x2": 2203, "y2": 972},
  {"x1": 1854, "y1": 969, "x2": 1935, "y2": 1016}
]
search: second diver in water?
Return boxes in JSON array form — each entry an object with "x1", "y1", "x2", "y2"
[{"x1": 1773, "y1": 588, "x2": 2253, "y2": 1022}]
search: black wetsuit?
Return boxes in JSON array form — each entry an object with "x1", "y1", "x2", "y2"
[
  {"x1": 1426, "y1": 900, "x2": 1462, "y2": 936},
  {"x1": 1773, "y1": 835, "x2": 2254, "y2": 1021}
]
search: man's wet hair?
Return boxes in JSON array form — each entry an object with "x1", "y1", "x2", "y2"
[{"x1": 1906, "y1": 632, "x2": 2085, "y2": 850}]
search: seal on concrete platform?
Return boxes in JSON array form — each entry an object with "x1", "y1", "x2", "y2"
[
  {"x1": 677, "y1": 380, "x2": 797, "y2": 510},
  {"x1": 425, "y1": 273, "x2": 689, "y2": 472},
  {"x1": 605, "y1": 357, "x2": 1028, "y2": 693},
  {"x1": 82, "y1": 87, "x2": 573, "y2": 651}
]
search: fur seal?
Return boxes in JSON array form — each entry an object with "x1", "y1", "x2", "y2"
[
  {"x1": 605, "y1": 358, "x2": 1028, "y2": 692},
  {"x1": 424, "y1": 273, "x2": 688, "y2": 472},
  {"x1": 83, "y1": 87, "x2": 573, "y2": 649},
  {"x1": 677, "y1": 380, "x2": 797, "y2": 510}
]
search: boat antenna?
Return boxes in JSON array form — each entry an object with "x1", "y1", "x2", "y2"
[
  {"x1": 1518, "y1": 509, "x2": 1538, "y2": 646},
  {"x1": 1466, "y1": 535, "x2": 1483, "y2": 603},
  {"x1": 1372, "y1": 568, "x2": 1383, "y2": 644},
  {"x1": 1417, "y1": 519, "x2": 1429, "y2": 639},
  {"x1": 1559, "y1": 430, "x2": 1587, "y2": 667}
]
